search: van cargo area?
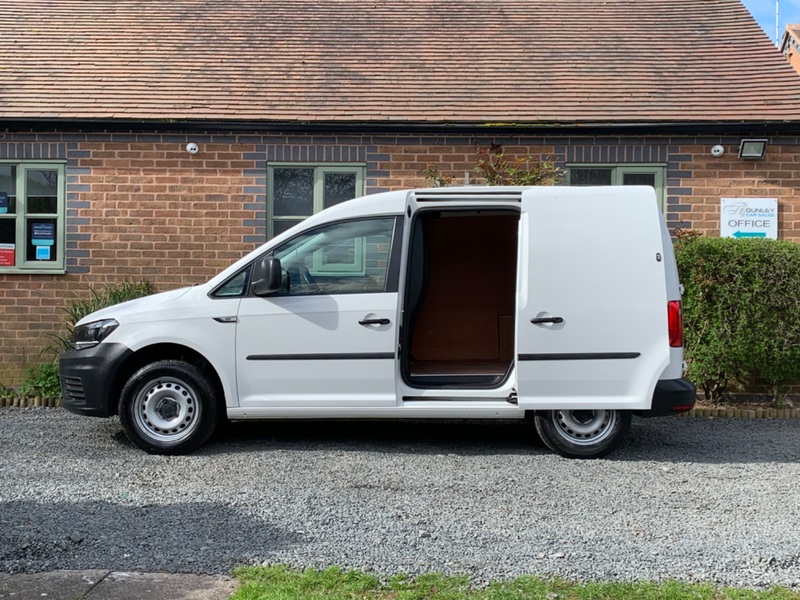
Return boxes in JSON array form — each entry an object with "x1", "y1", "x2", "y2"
[{"x1": 404, "y1": 210, "x2": 518, "y2": 387}]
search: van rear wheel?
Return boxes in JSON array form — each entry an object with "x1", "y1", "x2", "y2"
[
  {"x1": 119, "y1": 360, "x2": 218, "y2": 455},
  {"x1": 533, "y1": 409, "x2": 631, "y2": 459}
]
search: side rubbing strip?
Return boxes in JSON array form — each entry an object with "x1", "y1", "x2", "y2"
[
  {"x1": 518, "y1": 352, "x2": 641, "y2": 361},
  {"x1": 247, "y1": 353, "x2": 395, "y2": 361}
]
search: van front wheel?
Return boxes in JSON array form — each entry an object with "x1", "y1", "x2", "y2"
[
  {"x1": 119, "y1": 360, "x2": 218, "y2": 455},
  {"x1": 533, "y1": 409, "x2": 631, "y2": 459}
]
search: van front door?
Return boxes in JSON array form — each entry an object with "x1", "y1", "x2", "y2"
[
  {"x1": 516, "y1": 186, "x2": 670, "y2": 410},
  {"x1": 236, "y1": 217, "x2": 402, "y2": 408}
]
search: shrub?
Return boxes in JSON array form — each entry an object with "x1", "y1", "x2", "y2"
[
  {"x1": 474, "y1": 143, "x2": 563, "y2": 186},
  {"x1": 423, "y1": 143, "x2": 563, "y2": 187},
  {"x1": 675, "y1": 233, "x2": 800, "y2": 402},
  {"x1": 48, "y1": 280, "x2": 154, "y2": 357},
  {"x1": 19, "y1": 363, "x2": 62, "y2": 399}
]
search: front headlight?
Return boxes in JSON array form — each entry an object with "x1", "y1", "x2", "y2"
[{"x1": 70, "y1": 319, "x2": 119, "y2": 350}]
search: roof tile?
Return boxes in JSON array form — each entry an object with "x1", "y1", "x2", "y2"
[{"x1": 1, "y1": 0, "x2": 799, "y2": 124}]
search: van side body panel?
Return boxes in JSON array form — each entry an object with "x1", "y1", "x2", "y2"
[{"x1": 516, "y1": 186, "x2": 672, "y2": 410}]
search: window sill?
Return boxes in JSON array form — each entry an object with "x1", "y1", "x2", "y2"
[{"x1": 0, "y1": 268, "x2": 68, "y2": 275}]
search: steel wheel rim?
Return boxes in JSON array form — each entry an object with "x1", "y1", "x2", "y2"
[
  {"x1": 551, "y1": 409, "x2": 617, "y2": 446},
  {"x1": 132, "y1": 377, "x2": 201, "y2": 443}
]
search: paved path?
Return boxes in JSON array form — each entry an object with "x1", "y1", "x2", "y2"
[{"x1": 0, "y1": 570, "x2": 237, "y2": 599}]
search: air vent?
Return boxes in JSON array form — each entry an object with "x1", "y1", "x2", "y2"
[
  {"x1": 413, "y1": 189, "x2": 523, "y2": 203},
  {"x1": 60, "y1": 376, "x2": 86, "y2": 402}
]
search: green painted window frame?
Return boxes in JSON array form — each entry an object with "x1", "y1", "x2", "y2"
[
  {"x1": 267, "y1": 163, "x2": 366, "y2": 240},
  {"x1": 566, "y1": 164, "x2": 666, "y2": 211},
  {"x1": 0, "y1": 161, "x2": 67, "y2": 274}
]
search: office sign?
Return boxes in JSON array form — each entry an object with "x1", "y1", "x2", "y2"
[{"x1": 720, "y1": 198, "x2": 777, "y2": 239}]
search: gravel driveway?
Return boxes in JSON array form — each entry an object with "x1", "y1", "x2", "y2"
[{"x1": 1, "y1": 407, "x2": 798, "y2": 589}]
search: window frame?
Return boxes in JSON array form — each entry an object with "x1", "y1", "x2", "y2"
[
  {"x1": 267, "y1": 216, "x2": 399, "y2": 297},
  {"x1": 266, "y1": 163, "x2": 366, "y2": 239},
  {"x1": 566, "y1": 164, "x2": 666, "y2": 211},
  {"x1": 0, "y1": 161, "x2": 67, "y2": 274}
]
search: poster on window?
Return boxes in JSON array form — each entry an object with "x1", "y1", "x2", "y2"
[
  {"x1": 0, "y1": 243, "x2": 14, "y2": 266},
  {"x1": 31, "y1": 222, "x2": 55, "y2": 246},
  {"x1": 31, "y1": 222, "x2": 55, "y2": 260},
  {"x1": 0, "y1": 192, "x2": 7, "y2": 214}
]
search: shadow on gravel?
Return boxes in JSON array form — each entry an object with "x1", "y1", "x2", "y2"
[
  {"x1": 617, "y1": 417, "x2": 800, "y2": 464},
  {"x1": 0, "y1": 499, "x2": 299, "y2": 575},
  {"x1": 209, "y1": 419, "x2": 548, "y2": 457},
  {"x1": 204, "y1": 417, "x2": 800, "y2": 464},
  {"x1": 54, "y1": 408, "x2": 800, "y2": 464}
]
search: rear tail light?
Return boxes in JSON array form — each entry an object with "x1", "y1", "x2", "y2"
[{"x1": 668, "y1": 300, "x2": 683, "y2": 348}]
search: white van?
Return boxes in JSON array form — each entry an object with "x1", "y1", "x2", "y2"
[{"x1": 60, "y1": 186, "x2": 695, "y2": 459}]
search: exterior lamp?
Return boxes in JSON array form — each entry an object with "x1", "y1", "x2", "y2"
[{"x1": 738, "y1": 139, "x2": 768, "y2": 159}]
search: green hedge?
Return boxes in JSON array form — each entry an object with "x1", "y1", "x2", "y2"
[{"x1": 675, "y1": 233, "x2": 800, "y2": 402}]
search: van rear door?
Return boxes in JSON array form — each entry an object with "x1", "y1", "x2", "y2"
[{"x1": 516, "y1": 186, "x2": 670, "y2": 410}]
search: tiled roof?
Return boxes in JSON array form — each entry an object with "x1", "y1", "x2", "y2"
[{"x1": 1, "y1": 0, "x2": 799, "y2": 124}]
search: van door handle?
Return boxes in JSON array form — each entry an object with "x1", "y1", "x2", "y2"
[
  {"x1": 531, "y1": 317, "x2": 564, "y2": 324},
  {"x1": 359, "y1": 318, "x2": 390, "y2": 326}
]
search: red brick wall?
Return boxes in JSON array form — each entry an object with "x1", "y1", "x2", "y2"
[
  {"x1": 1, "y1": 134, "x2": 264, "y2": 386},
  {"x1": 672, "y1": 142, "x2": 800, "y2": 239},
  {"x1": 1, "y1": 130, "x2": 799, "y2": 385},
  {"x1": 72, "y1": 140, "x2": 261, "y2": 283}
]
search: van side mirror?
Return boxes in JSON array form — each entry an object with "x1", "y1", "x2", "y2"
[{"x1": 252, "y1": 256, "x2": 284, "y2": 296}]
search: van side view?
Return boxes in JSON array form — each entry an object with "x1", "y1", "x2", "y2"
[{"x1": 60, "y1": 186, "x2": 696, "y2": 459}]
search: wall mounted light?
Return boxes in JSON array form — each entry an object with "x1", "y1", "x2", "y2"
[
  {"x1": 186, "y1": 142, "x2": 200, "y2": 155},
  {"x1": 738, "y1": 139, "x2": 768, "y2": 160}
]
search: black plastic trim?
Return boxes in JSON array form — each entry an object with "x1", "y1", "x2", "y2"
[
  {"x1": 636, "y1": 378, "x2": 697, "y2": 418},
  {"x1": 385, "y1": 216, "x2": 404, "y2": 293},
  {"x1": 518, "y1": 352, "x2": 640, "y2": 361},
  {"x1": 246, "y1": 352, "x2": 395, "y2": 361},
  {"x1": 531, "y1": 316, "x2": 564, "y2": 324},
  {"x1": 59, "y1": 343, "x2": 133, "y2": 417}
]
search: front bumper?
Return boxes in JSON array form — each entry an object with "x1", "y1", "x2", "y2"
[
  {"x1": 636, "y1": 378, "x2": 697, "y2": 418},
  {"x1": 59, "y1": 343, "x2": 133, "y2": 417}
]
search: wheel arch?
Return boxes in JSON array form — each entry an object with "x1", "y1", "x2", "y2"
[{"x1": 111, "y1": 343, "x2": 227, "y2": 417}]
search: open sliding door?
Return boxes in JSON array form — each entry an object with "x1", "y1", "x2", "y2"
[{"x1": 515, "y1": 186, "x2": 671, "y2": 410}]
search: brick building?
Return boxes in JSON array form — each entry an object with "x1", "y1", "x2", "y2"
[
  {"x1": 781, "y1": 25, "x2": 800, "y2": 75},
  {"x1": 2, "y1": 0, "x2": 800, "y2": 385}
]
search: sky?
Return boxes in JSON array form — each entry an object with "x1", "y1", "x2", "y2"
[{"x1": 741, "y1": 0, "x2": 800, "y2": 45}]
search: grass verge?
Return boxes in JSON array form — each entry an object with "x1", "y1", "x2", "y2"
[{"x1": 231, "y1": 565, "x2": 800, "y2": 600}]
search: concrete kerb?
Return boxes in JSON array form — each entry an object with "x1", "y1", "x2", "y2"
[{"x1": 0, "y1": 570, "x2": 238, "y2": 600}]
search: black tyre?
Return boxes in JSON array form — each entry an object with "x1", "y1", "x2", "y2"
[
  {"x1": 533, "y1": 409, "x2": 631, "y2": 459},
  {"x1": 118, "y1": 360, "x2": 219, "y2": 455}
]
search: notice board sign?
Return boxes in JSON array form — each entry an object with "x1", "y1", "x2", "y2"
[
  {"x1": 31, "y1": 222, "x2": 55, "y2": 246},
  {"x1": 0, "y1": 243, "x2": 14, "y2": 266},
  {"x1": 720, "y1": 198, "x2": 778, "y2": 239}
]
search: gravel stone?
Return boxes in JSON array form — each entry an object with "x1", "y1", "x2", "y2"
[{"x1": 0, "y1": 407, "x2": 799, "y2": 588}]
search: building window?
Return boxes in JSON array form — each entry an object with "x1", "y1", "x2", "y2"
[
  {"x1": 567, "y1": 165, "x2": 666, "y2": 211},
  {"x1": 0, "y1": 162, "x2": 66, "y2": 273},
  {"x1": 267, "y1": 163, "x2": 366, "y2": 239}
]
